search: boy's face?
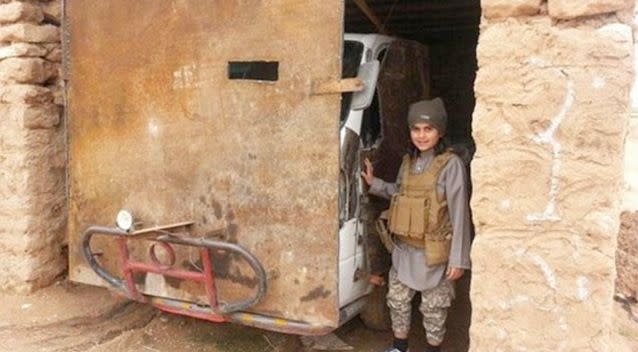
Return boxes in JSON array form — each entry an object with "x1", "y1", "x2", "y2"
[{"x1": 410, "y1": 122, "x2": 441, "y2": 152}]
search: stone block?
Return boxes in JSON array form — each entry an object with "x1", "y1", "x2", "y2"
[
  {"x1": 472, "y1": 65, "x2": 631, "y2": 237},
  {"x1": 471, "y1": 16, "x2": 632, "y2": 351},
  {"x1": 0, "y1": 120, "x2": 65, "y2": 293},
  {"x1": 470, "y1": 230, "x2": 616, "y2": 351},
  {"x1": 42, "y1": 0, "x2": 61, "y2": 24},
  {"x1": 0, "y1": 84, "x2": 53, "y2": 104},
  {"x1": 49, "y1": 84, "x2": 63, "y2": 105},
  {"x1": 0, "y1": 57, "x2": 55, "y2": 84},
  {"x1": 548, "y1": 0, "x2": 628, "y2": 19},
  {"x1": 0, "y1": 43, "x2": 47, "y2": 60},
  {"x1": 473, "y1": 20, "x2": 632, "y2": 238},
  {"x1": 13, "y1": 103, "x2": 61, "y2": 129},
  {"x1": 477, "y1": 19, "x2": 633, "y2": 69},
  {"x1": 45, "y1": 46, "x2": 61, "y2": 62},
  {"x1": 0, "y1": 249, "x2": 65, "y2": 293},
  {"x1": 0, "y1": 2, "x2": 44, "y2": 24},
  {"x1": 482, "y1": 0, "x2": 542, "y2": 18},
  {"x1": 0, "y1": 23, "x2": 59, "y2": 43}
]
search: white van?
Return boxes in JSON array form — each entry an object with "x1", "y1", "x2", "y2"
[{"x1": 338, "y1": 33, "x2": 395, "y2": 309}]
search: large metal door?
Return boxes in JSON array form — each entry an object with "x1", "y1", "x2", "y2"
[{"x1": 66, "y1": 1, "x2": 343, "y2": 328}]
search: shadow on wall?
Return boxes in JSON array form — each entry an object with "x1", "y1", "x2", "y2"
[{"x1": 616, "y1": 119, "x2": 638, "y2": 300}]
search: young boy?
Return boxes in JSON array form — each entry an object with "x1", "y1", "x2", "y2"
[{"x1": 361, "y1": 98, "x2": 471, "y2": 352}]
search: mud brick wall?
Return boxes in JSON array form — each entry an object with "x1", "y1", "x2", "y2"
[
  {"x1": 0, "y1": 0, "x2": 65, "y2": 292},
  {"x1": 471, "y1": 1, "x2": 635, "y2": 351}
]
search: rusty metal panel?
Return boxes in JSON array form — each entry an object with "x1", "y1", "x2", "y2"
[{"x1": 66, "y1": 1, "x2": 343, "y2": 327}]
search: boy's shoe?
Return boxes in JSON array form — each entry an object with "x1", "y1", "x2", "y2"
[{"x1": 382, "y1": 348, "x2": 409, "y2": 352}]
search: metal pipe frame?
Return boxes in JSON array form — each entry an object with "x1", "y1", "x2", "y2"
[
  {"x1": 82, "y1": 226, "x2": 266, "y2": 314},
  {"x1": 82, "y1": 225, "x2": 350, "y2": 335}
]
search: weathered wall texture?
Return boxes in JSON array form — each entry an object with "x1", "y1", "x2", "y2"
[
  {"x1": 471, "y1": 0, "x2": 634, "y2": 351},
  {"x1": 0, "y1": 0, "x2": 65, "y2": 292}
]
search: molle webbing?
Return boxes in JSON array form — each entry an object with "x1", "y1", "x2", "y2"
[
  {"x1": 388, "y1": 151, "x2": 455, "y2": 266},
  {"x1": 388, "y1": 151, "x2": 453, "y2": 239}
]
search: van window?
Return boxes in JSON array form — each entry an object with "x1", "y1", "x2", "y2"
[{"x1": 340, "y1": 40, "x2": 364, "y2": 124}]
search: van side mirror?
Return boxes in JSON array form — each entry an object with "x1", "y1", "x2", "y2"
[{"x1": 351, "y1": 60, "x2": 380, "y2": 111}]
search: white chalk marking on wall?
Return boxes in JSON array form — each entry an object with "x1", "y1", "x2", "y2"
[
  {"x1": 586, "y1": 211, "x2": 616, "y2": 234},
  {"x1": 576, "y1": 276, "x2": 589, "y2": 301},
  {"x1": 527, "y1": 56, "x2": 550, "y2": 67},
  {"x1": 512, "y1": 249, "x2": 571, "y2": 341},
  {"x1": 558, "y1": 340, "x2": 568, "y2": 352},
  {"x1": 592, "y1": 76, "x2": 605, "y2": 89},
  {"x1": 502, "y1": 123, "x2": 513, "y2": 135},
  {"x1": 498, "y1": 294, "x2": 530, "y2": 309},
  {"x1": 496, "y1": 329, "x2": 508, "y2": 341},
  {"x1": 528, "y1": 252, "x2": 557, "y2": 290},
  {"x1": 527, "y1": 69, "x2": 575, "y2": 222},
  {"x1": 558, "y1": 316, "x2": 568, "y2": 331}
]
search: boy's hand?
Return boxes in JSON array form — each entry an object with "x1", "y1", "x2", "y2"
[
  {"x1": 446, "y1": 267, "x2": 464, "y2": 281},
  {"x1": 368, "y1": 274, "x2": 386, "y2": 286},
  {"x1": 361, "y1": 158, "x2": 374, "y2": 186}
]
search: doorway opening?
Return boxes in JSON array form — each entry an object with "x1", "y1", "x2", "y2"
[{"x1": 342, "y1": 1, "x2": 480, "y2": 351}]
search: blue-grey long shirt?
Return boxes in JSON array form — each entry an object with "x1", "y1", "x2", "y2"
[{"x1": 369, "y1": 149, "x2": 472, "y2": 291}]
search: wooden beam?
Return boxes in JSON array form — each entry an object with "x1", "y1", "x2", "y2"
[
  {"x1": 131, "y1": 221, "x2": 194, "y2": 235},
  {"x1": 352, "y1": 0, "x2": 388, "y2": 35},
  {"x1": 311, "y1": 78, "x2": 364, "y2": 95}
]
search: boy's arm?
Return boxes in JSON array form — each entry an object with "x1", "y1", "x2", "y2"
[{"x1": 368, "y1": 160, "x2": 405, "y2": 200}]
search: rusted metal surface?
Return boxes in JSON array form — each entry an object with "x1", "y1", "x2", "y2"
[{"x1": 66, "y1": 0, "x2": 343, "y2": 327}]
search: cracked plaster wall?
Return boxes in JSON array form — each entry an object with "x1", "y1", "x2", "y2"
[
  {"x1": 0, "y1": 0, "x2": 65, "y2": 292},
  {"x1": 471, "y1": 1, "x2": 635, "y2": 351}
]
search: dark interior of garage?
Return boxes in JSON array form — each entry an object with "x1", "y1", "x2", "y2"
[{"x1": 345, "y1": 0, "x2": 480, "y2": 149}]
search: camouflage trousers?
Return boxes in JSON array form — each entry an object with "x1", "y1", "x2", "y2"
[{"x1": 386, "y1": 268, "x2": 455, "y2": 345}]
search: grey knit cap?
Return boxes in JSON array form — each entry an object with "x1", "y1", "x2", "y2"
[{"x1": 407, "y1": 97, "x2": 447, "y2": 135}]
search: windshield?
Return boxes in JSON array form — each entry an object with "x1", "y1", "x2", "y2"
[{"x1": 340, "y1": 40, "x2": 364, "y2": 124}]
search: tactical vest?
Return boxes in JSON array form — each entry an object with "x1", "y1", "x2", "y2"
[{"x1": 388, "y1": 151, "x2": 454, "y2": 266}]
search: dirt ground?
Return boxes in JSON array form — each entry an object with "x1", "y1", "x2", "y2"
[{"x1": 0, "y1": 278, "x2": 636, "y2": 352}]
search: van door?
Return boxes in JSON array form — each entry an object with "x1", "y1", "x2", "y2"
[{"x1": 66, "y1": 1, "x2": 344, "y2": 328}]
